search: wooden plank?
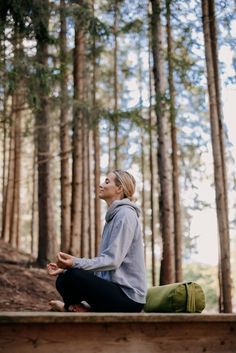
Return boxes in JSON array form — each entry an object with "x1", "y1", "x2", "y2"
[
  {"x1": 0, "y1": 312, "x2": 236, "y2": 323},
  {"x1": 0, "y1": 313, "x2": 236, "y2": 353}
]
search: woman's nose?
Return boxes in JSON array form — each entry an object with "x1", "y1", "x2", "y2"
[{"x1": 99, "y1": 179, "x2": 106, "y2": 188}]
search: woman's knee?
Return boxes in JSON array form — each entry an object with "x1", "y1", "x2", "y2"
[
  {"x1": 61, "y1": 268, "x2": 85, "y2": 282},
  {"x1": 56, "y1": 268, "x2": 89, "y2": 292},
  {"x1": 55, "y1": 269, "x2": 77, "y2": 291},
  {"x1": 56, "y1": 272, "x2": 66, "y2": 291}
]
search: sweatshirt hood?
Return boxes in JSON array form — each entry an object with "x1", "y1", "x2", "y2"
[{"x1": 105, "y1": 198, "x2": 141, "y2": 222}]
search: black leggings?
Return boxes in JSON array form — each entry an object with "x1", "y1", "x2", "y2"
[{"x1": 56, "y1": 268, "x2": 144, "y2": 312}]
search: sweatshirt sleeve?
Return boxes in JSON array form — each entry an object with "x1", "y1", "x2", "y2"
[{"x1": 72, "y1": 211, "x2": 136, "y2": 271}]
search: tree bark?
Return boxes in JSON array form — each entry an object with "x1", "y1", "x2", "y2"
[
  {"x1": 70, "y1": 18, "x2": 84, "y2": 256},
  {"x1": 114, "y1": 0, "x2": 119, "y2": 169},
  {"x1": 1, "y1": 111, "x2": 15, "y2": 243},
  {"x1": 137, "y1": 38, "x2": 147, "y2": 264},
  {"x1": 201, "y1": 0, "x2": 232, "y2": 312},
  {"x1": 9, "y1": 31, "x2": 24, "y2": 248},
  {"x1": 91, "y1": 0, "x2": 101, "y2": 256},
  {"x1": 60, "y1": 0, "x2": 71, "y2": 253},
  {"x1": 0, "y1": 35, "x2": 8, "y2": 240},
  {"x1": 1, "y1": 116, "x2": 7, "y2": 240},
  {"x1": 150, "y1": 0, "x2": 175, "y2": 284},
  {"x1": 208, "y1": 0, "x2": 229, "y2": 232},
  {"x1": 141, "y1": 132, "x2": 146, "y2": 256},
  {"x1": 108, "y1": 123, "x2": 113, "y2": 172},
  {"x1": 81, "y1": 116, "x2": 90, "y2": 258},
  {"x1": 148, "y1": 32, "x2": 158, "y2": 286},
  {"x1": 88, "y1": 129, "x2": 95, "y2": 258},
  {"x1": 30, "y1": 134, "x2": 37, "y2": 257},
  {"x1": 2, "y1": 30, "x2": 23, "y2": 247},
  {"x1": 35, "y1": 0, "x2": 58, "y2": 266},
  {"x1": 166, "y1": 0, "x2": 183, "y2": 282},
  {"x1": 9, "y1": 88, "x2": 22, "y2": 248},
  {"x1": 93, "y1": 121, "x2": 101, "y2": 255}
]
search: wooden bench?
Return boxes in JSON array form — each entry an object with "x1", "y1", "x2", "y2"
[{"x1": 0, "y1": 312, "x2": 236, "y2": 353}]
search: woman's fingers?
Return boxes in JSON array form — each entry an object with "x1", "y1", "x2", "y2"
[
  {"x1": 48, "y1": 269, "x2": 59, "y2": 276},
  {"x1": 57, "y1": 252, "x2": 67, "y2": 268},
  {"x1": 59, "y1": 252, "x2": 71, "y2": 259},
  {"x1": 57, "y1": 252, "x2": 73, "y2": 269},
  {"x1": 48, "y1": 266, "x2": 64, "y2": 276},
  {"x1": 57, "y1": 252, "x2": 64, "y2": 263},
  {"x1": 47, "y1": 263, "x2": 57, "y2": 269},
  {"x1": 47, "y1": 261, "x2": 65, "y2": 276}
]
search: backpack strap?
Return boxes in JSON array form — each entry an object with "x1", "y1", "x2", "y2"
[{"x1": 185, "y1": 282, "x2": 196, "y2": 313}]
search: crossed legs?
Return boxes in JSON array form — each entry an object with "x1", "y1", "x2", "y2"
[{"x1": 54, "y1": 268, "x2": 143, "y2": 312}]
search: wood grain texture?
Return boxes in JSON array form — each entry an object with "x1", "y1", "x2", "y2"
[
  {"x1": 1, "y1": 312, "x2": 236, "y2": 323},
  {"x1": 0, "y1": 313, "x2": 236, "y2": 353}
]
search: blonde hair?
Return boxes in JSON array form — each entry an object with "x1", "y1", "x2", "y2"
[{"x1": 112, "y1": 169, "x2": 136, "y2": 202}]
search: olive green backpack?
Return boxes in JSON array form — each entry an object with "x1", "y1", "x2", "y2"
[{"x1": 144, "y1": 282, "x2": 205, "y2": 313}]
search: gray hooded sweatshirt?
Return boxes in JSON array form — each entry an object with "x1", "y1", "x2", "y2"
[{"x1": 72, "y1": 198, "x2": 147, "y2": 304}]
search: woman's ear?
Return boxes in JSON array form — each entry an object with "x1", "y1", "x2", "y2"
[{"x1": 116, "y1": 184, "x2": 124, "y2": 196}]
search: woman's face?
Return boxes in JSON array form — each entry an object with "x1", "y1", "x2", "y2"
[{"x1": 99, "y1": 172, "x2": 123, "y2": 203}]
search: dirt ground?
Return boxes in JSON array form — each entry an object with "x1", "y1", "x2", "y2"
[{"x1": 0, "y1": 240, "x2": 61, "y2": 311}]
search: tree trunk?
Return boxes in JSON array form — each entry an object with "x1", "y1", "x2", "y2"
[
  {"x1": 80, "y1": 24, "x2": 89, "y2": 258},
  {"x1": 137, "y1": 39, "x2": 147, "y2": 263},
  {"x1": 91, "y1": 0, "x2": 101, "y2": 255},
  {"x1": 70, "y1": 19, "x2": 84, "y2": 256},
  {"x1": 148, "y1": 33, "x2": 158, "y2": 286},
  {"x1": 88, "y1": 129, "x2": 95, "y2": 258},
  {"x1": 0, "y1": 35, "x2": 8, "y2": 239},
  {"x1": 108, "y1": 123, "x2": 113, "y2": 172},
  {"x1": 94, "y1": 121, "x2": 101, "y2": 255},
  {"x1": 114, "y1": 0, "x2": 119, "y2": 169},
  {"x1": 2, "y1": 29, "x2": 22, "y2": 247},
  {"x1": 60, "y1": 0, "x2": 71, "y2": 253},
  {"x1": 141, "y1": 132, "x2": 146, "y2": 256},
  {"x1": 81, "y1": 116, "x2": 90, "y2": 257},
  {"x1": 1, "y1": 116, "x2": 7, "y2": 240},
  {"x1": 9, "y1": 88, "x2": 22, "y2": 248},
  {"x1": 2, "y1": 113, "x2": 15, "y2": 243},
  {"x1": 166, "y1": 0, "x2": 183, "y2": 282},
  {"x1": 9, "y1": 31, "x2": 23, "y2": 248},
  {"x1": 35, "y1": 0, "x2": 58, "y2": 266},
  {"x1": 31, "y1": 134, "x2": 37, "y2": 257},
  {"x1": 208, "y1": 0, "x2": 229, "y2": 233},
  {"x1": 150, "y1": 0, "x2": 175, "y2": 284},
  {"x1": 201, "y1": 0, "x2": 232, "y2": 313}
]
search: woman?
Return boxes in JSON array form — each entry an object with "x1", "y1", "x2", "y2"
[{"x1": 47, "y1": 169, "x2": 147, "y2": 312}]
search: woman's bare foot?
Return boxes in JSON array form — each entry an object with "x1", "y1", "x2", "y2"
[
  {"x1": 68, "y1": 302, "x2": 91, "y2": 312},
  {"x1": 49, "y1": 300, "x2": 66, "y2": 312}
]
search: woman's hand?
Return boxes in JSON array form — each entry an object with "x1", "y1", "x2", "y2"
[
  {"x1": 47, "y1": 263, "x2": 64, "y2": 276},
  {"x1": 56, "y1": 252, "x2": 74, "y2": 269}
]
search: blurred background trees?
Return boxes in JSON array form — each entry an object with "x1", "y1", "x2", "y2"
[{"x1": 0, "y1": 0, "x2": 235, "y2": 312}]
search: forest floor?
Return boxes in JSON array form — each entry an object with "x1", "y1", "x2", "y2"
[{"x1": 0, "y1": 240, "x2": 60, "y2": 311}]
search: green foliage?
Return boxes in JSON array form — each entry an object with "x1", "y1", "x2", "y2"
[
  {"x1": 0, "y1": 0, "x2": 52, "y2": 43},
  {"x1": 87, "y1": 15, "x2": 110, "y2": 38},
  {"x1": 67, "y1": 2, "x2": 109, "y2": 38},
  {"x1": 0, "y1": 0, "x2": 32, "y2": 34},
  {"x1": 120, "y1": 18, "x2": 143, "y2": 34},
  {"x1": 31, "y1": 1, "x2": 50, "y2": 43},
  {"x1": 103, "y1": 108, "x2": 146, "y2": 128}
]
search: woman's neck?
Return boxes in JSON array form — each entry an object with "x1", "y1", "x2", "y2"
[{"x1": 106, "y1": 196, "x2": 122, "y2": 207}]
